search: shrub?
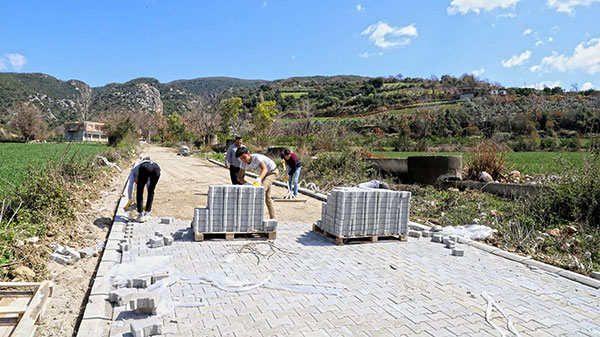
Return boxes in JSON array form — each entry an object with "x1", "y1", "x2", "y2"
[
  {"x1": 107, "y1": 118, "x2": 137, "y2": 147},
  {"x1": 465, "y1": 141, "x2": 507, "y2": 180}
]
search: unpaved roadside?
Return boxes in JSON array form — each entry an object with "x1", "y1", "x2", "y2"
[
  {"x1": 35, "y1": 168, "x2": 130, "y2": 337},
  {"x1": 140, "y1": 145, "x2": 323, "y2": 224}
]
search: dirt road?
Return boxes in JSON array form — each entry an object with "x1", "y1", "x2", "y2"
[{"x1": 140, "y1": 145, "x2": 323, "y2": 224}]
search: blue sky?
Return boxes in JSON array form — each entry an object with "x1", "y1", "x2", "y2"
[{"x1": 0, "y1": 0, "x2": 598, "y2": 90}]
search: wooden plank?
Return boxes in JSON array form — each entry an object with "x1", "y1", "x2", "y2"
[
  {"x1": 312, "y1": 223, "x2": 404, "y2": 246},
  {"x1": 12, "y1": 281, "x2": 52, "y2": 337},
  {"x1": 194, "y1": 231, "x2": 276, "y2": 242},
  {"x1": 272, "y1": 198, "x2": 307, "y2": 202},
  {"x1": 0, "y1": 307, "x2": 26, "y2": 315},
  {"x1": 0, "y1": 283, "x2": 40, "y2": 289},
  {"x1": 0, "y1": 292, "x2": 34, "y2": 298}
]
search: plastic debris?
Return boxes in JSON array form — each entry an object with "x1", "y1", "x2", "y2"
[
  {"x1": 481, "y1": 292, "x2": 521, "y2": 337},
  {"x1": 93, "y1": 155, "x2": 122, "y2": 172},
  {"x1": 442, "y1": 225, "x2": 495, "y2": 240}
]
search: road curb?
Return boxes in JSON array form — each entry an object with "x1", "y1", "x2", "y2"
[
  {"x1": 76, "y1": 179, "x2": 130, "y2": 337},
  {"x1": 409, "y1": 222, "x2": 600, "y2": 289}
]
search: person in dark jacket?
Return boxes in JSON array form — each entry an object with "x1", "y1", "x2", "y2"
[
  {"x1": 225, "y1": 135, "x2": 244, "y2": 185},
  {"x1": 281, "y1": 148, "x2": 301, "y2": 197},
  {"x1": 127, "y1": 157, "x2": 161, "y2": 222}
]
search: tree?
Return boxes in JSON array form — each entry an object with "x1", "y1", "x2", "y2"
[
  {"x1": 219, "y1": 97, "x2": 242, "y2": 134},
  {"x1": 185, "y1": 100, "x2": 221, "y2": 136},
  {"x1": 167, "y1": 112, "x2": 186, "y2": 140},
  {"x1": 253, "y1": 101, "x2": 279, "y2": 146},
  {"x1": 106, "y1": 117, "x2": 137, "y2": 147},
  {"x1": 9, "y1": 104, "x2": 47, "y2": 140}
]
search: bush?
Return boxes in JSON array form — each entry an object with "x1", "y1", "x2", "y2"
[
  {"x1": 465, "y1": 141, "x2": 507, "y2": 180},
  {"x1": 107, "y1": 118, "x2": 137, "y2": 148}
]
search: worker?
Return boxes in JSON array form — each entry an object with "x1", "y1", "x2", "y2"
[
  {"x1": 127, "y1": 156, "x2": 161, "y2": 222},
  {"x1": 280, "y1": 148, "x2": 301, "y2": 198},
  {"x1": 235, "y1": 147, "x2": 279, "y2": 219},
  {"x1": 225, "y1": 135, "x2": 244, "y2": 185},
  {"x1": 357, "y1": 180, "x2": 390, "y2": 190}
]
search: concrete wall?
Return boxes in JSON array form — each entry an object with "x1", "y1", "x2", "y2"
[
  {"x1": 368, "y1": 155, "x2": 462, "y2": 185},
  {"x1": 446, "y1": 180, "x2": 548, "y2": 199}
]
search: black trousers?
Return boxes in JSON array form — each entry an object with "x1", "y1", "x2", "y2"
[
  {"x1": 229, "y1": 166, "x2": 242, "y2": 185},
  {"x1": 137, "y1": 162, "x2": 161, "y2": 213}
]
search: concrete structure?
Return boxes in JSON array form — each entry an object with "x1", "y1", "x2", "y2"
[
  {"x1": 64, "y1": 121, "x2": 107, "y2": 142},
  {"x1": 192, "y1": 185, "x2": 277, "y2": 233},
  {"x1": 368, "y1": 155, "x2": 462, "y2": 185},
  {"x1": 318, "y1": 187, "x2": 410, "y2": 237}
]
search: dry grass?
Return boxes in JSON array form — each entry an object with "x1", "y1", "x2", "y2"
[{"x1": 465, "y1": 141, "x2": 507, "y2": 180}]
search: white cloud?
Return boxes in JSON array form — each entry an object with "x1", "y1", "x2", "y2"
[
  {"x1": 497, "y1": 12, "x2": 517, "y2": 18},
  {"x1": 531, "y1": 38, "x2": 600, "y2": 74},
  {"x1": 472, "y1": 68, "x2": 486, "y2": 76},
  {"x1": 447, "y1": 0, "x2": 521, "y2": 14},
  {"x1": 0, "y1": 58, "x2": 5, "y2": 70},
  {"x1": 501, "y1": 50, "x2": 532, "y2": 68},
  {"x1": 361, "y1": 22, "x2": 418, "y2": 49},
  {"x1": 359, "y1": 51, "x2": 383, "y2": 59},
  {"x1": 523, "y1": 28, "x2": 533, "y2": 35},
  {"x1": 582, "y1": 82, "x2": 595, "y2": 90},
  {"x1": 4, "y1": 53, "x2": 27, "y2": 71},
  {"x1": 535, "y1": 39, "x2": 543, "y2": 46},
  {"x1": 357, "y1": 4, "x2": 365, "y2": 12},
  {"x1": 525, "y1": 80, "x2": 561, "y2": 90},
  {"x1": 291, "y1": 55, "x2": 296, "y2": 59},
  {"x1": 547, "y1": 0, "x2": 600, "y2": 14},
  {"x1": 548, "y1": 37, "x2": 554, "y2": 42}
]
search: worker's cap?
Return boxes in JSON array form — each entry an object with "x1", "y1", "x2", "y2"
[
  {"x1": 234, "y1": 135, "x2": 242, "y2": 140},
  {"x1": 235, "y1": 146, "x2": 249, "y2": 158}
]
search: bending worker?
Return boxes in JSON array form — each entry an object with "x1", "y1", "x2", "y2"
[
  {"x1": 235, "y1": 147, "x2": 279, "y2": 219},
  {"x1": 357, "y1": 179, "x2": 390, "y2": 190},
  {"x1": 281, "y1": 148, "x2": 301, "y2": 198},
  {"x1": 127, "y1": 156, "x2": 161, "y2": 222},
  {"x1": 225, "y1": 135, "x2": 244, "y2": 185}
]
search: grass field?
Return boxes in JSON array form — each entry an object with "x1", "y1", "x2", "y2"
[
  {"x1": 0, "y1": 143, "x2": 110, "y2": 192},
  {"x1": 373, "y1": 151, "x2": 590, "y2": 176},
  {"x1": 280, "y1": 91, "x2": 308, "y2": 98}
]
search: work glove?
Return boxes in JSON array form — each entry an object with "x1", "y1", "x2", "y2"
[
  {"x1": 252, "y1": 177, "x2": 262, "y2": 187},
  {"x1": 281, "y1": 159, "x2": 286, "y2": 165},
  {"x1": 124, "y1": 199, "x2": 135, "y2": 211},
  {"x1": 284, "y1": 176, "x2": 289, "y2": 181}
]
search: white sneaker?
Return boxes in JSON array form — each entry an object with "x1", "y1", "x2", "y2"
[
  {"x1": 144, "y1": 211, "x2": 151, "y2": 221},
  {"x1": 136, "y1": 213, "x2": 146, "y2": 223}
]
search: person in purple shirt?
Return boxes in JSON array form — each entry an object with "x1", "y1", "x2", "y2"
[{"x1": 281, "y1": 148, "x2": 301, "y2": 197}]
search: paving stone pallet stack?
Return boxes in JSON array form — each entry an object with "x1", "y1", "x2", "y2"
[
  {"x1": 193, "y1": 185, "x2": 277, "y2": 233},
  {"x1": 318, "y1": 187, "x2": 411, "y2": 237}
]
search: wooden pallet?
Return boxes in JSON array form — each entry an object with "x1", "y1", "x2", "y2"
[
  {"x1": 194, "y1": 231, "x2": 276, "y2": 242},
  {"x1": 0, "y1": 281, "x2": 53, "y2": 337},
  {"x1": 312, "y1": 224, "x2": 406, "y2": 246}
]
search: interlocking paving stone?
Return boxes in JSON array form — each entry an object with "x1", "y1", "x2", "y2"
[{"x1": 103, "y1": 218, "x2": 600, "y2": 337}]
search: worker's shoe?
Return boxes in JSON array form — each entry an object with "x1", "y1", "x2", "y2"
[
  {"x1": 144, "y1": 211, "x2": 151, "y2": 221},
  {"x1": 136, "y1": 213, "x2": 147, "y2": 223}
]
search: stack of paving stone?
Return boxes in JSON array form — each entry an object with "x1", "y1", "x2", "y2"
[
  {"x1": 192, "y1": 185, "x2": 277, "y2": 233},
  {"x1": 318, "y1": 187, "x2": 411, "y2": 237}
]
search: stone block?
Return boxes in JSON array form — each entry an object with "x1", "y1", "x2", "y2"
[
  {"x1": 130, "y1": 316, "x2": 162, "y2": 337},
  {"x1": 50, "y1": 253, "x2": 70, "y2": 265},
  {"x1": 420, "y1": 231, "x2": 432, "y2": 238},
  {"x1": 452, "y1": 249, "x2": 464, "y2": 256},
  {"x1": 592, "y1": 272, "x2": 600, "y2": 281},
  {"x1": 445, "y1": 241, "x2": 456, "y2": 249},
  {"x1": 119, "y1": 242, "x2": 130, "y2": 252},
  {"x1": 148, "y1": 237, "x2": 164, "y2": 248},
  {"x1": 127, "y1": 276, "x2": 151, "y2": 289},
  {"x1": 408, "y1": 230, "x2": 421, "y2": 239},
  {"x1": 431, "y1": 225, "x2": 443, "y2": 232},
  {"x1": 154, "y1": 231, "x2": 163, "y2": 237},
  {"x1": 151, "y1": 272, "x2": 169, "y2": 284},
  {"x1": 79, "y1": 247, "x2": 95, "y2": 258},
  {"x1": 160, "y1": 216, "x2": 174, "y2": 224},
  {"x1": 162, "y1": 236, "x2": 173, "y2": 246},
  {"x1": 108, "y1": 288, "x2": 137, "y2": 305},
  {"x1": 53, "y1": 244, "x2": 66, "y2": 254},
  {"x1": 65, "y1": 246, "x2": 81, "y2": 261},
  {"x1": 129, "y1": 292, "x2": 160, "y2": 315}
]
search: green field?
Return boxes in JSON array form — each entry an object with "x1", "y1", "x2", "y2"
[
  {"x1": 0, "y1": 143, "x2": 110, "y2": 192},
  {"x1": 374, "y1": 151, "x2": 590, "y2": 176},
  {"x1": 280, "y1": 91, "x2": 308, "y2": 98}
]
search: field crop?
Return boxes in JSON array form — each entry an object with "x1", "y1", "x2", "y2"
[
  {"x1": 0, "y1": 143, "x2": 110, "y2": 193},
  {"x1": 374, "y1": 151, "x2": 589, "y2": 176},
  {"x1": 280, "y1": 91, "x2": 308, "y2": 98}
]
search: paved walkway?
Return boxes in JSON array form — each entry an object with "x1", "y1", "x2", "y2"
[{"x1": 106, "y1": 218, "x2": 600, "y2": 337}]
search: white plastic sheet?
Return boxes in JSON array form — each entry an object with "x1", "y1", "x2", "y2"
[{"x1": 442, "y1": 224, "x2": 495, "y2": 240}]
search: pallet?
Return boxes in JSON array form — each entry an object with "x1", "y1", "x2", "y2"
[
  {"x1": 272, "y1": 198, "x2": 307, "y2": 203},
  {"x1": 312, "y1": 224, "x2": 406, "y2": 246},
  {"x1": 194, "y1": 231, "x2": 276, "y2": 242},
  {"x1": 0, "y1": 281, "x2": 53, "y2": 337}
]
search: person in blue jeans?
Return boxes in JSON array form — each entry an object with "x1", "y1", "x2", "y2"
[{"x1": 281, "y1": 148, "x2": 301, "y2": 197}]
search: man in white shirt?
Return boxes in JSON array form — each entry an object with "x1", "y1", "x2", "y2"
[{"x1": 235, "y1": 147, "x2": 279, "y2": 219}]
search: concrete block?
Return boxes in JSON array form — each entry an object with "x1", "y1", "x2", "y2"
[
  {"x1": 53, "y1": 244, "x2": 66, "y2": 254},
  {"x1": 431, "y1": 225, "x2": 443, "y2": 232},
  {"x1": 457, "y1": 236, "x2": 471, "y2": 244},
  {"x1": 408, "y1": 230, "x2": 421, "y2": 239},
  {"x1": 154, "y1": 232, "x2": 163, "y2": 237},
  {"x1": 151, "y1": 272, "x2": 169, "y2": 284},
  {"x1": 50, "y1": 253, "x2": 70, "y2": 265},
  {"x1": 130, "y1": 316, "x2": 162, "y2": 337},
  {"x1": 148, "y1": 237, "x2": 164, "y2": 248},
  {"x1": 160, "y1": 216, "x2": 174, "y2": 224},
  {"x1": 79, "y1": 247, "x2": 95, "y2": 258},
  {"x1": 65, "y1": 246, "x2": 81, "y2": 261},
  {"x1": 452, "y1": 249, "x2": 464, "y2": 256},
  {"x1": 449, "y1": 235, "x2": 458, "y2": 242},
  {"x1": 127, "y1": 276, "x2": 151, "y2": 289},
  {"x1": 420, "y1": 231, "x2": 432, "y2": 238},
  {"x1": 445, "y1": 241, "x2": 456, "y2": 249},
  {"x1": 442, "y1": 237, "x2": 451, "y2": 245},
  {"x1": 592, "y1": 272, "x2": 600, "y2": 281},
  {"x1": 130, "y1": 293, "x2": 160, "y2": 315},
  {"x1": 162, "y1": 236, "x2": 173, "y2": 246},
  {"x1": 119, "y1": 242, "x2": 130, "y2": 252},
  {"x1": 108, "y1": 288, "x2": 137, "y2": 305}
]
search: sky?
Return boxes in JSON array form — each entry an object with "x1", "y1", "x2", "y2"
[{"x1": 0, "y1": 0, "x2": 599, "y2": 90}]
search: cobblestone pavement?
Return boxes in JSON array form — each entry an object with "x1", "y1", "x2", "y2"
[{"x1": 106, "y1": 218, "x2": 600, "y2": 337}]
